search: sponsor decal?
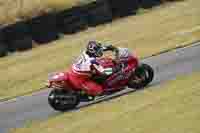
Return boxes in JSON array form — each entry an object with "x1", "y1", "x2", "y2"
[{"x1": 107, "y1": 71, "x2": 132, "y2": 86}]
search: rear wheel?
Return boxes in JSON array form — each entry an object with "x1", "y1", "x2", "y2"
[
  {"x1": 128, "y1": 63, "x2": 154, "y2": 89},
  {"x1": 48, "y1": 89, "x2": 80, "y2": 111}
]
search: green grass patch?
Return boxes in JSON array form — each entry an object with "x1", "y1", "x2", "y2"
[
  {"x1": 10, "y1": 72, "x2": 200, "y2": 133},
  {"x1": 0, "y1": 0, "x2": 200, "y2": 100}
]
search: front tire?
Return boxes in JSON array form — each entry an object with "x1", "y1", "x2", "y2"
[
  {"x1": 48, "y1": 89, "x2": 80, "y2": 111},
  {"x1": 128, "y1": 63, "x2": 154, "y2": 89}
]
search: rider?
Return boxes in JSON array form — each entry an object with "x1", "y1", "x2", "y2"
[{"x1": 68, "y1": 41, "x2": 138, "y2": 96}]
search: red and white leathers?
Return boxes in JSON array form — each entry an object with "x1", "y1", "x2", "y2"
[{"x1": 67, "y1": 51, "x2": 104, "y2": 96}]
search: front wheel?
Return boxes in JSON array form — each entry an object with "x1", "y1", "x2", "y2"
[
  {"x1": 48, "y1": 89, "x2": 80, "y2": 111},
  {"x1": 128, "y1": 63, "x2": 154, "y2": 89}
]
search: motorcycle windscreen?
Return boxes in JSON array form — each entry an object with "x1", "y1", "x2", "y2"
[{"x1": 48, "y1": 72, "x2": 68, "y2": 82}]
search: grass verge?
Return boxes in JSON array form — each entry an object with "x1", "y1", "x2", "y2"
[
  {"x1": 10, "y1": 72, "x2": 200, "y2": 133},
  {"x1": 0, "y1": 0, "x2": 200, "y2": 101},
  {"x1": 0, "y1": 0, "x2": 82, "y2": 25}
]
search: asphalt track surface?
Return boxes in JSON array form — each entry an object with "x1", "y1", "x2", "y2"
[{"x1": 1, "y1": 42, "x2": 200, "y2": 133}]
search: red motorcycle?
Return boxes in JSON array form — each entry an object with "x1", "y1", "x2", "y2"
[{"x1": 47, "y1": 56, "x2": 154, "y2": 111}]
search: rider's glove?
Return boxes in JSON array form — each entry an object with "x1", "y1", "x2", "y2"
[
  {"x1": 107, "y1": 45, "x2": 116, "y2": 51},
  {"x1": 113, "y1": 62, "x2": 124, "y2": 73},
  {"x1": 103, "y1": 45, "x2": 117, "y2": 51}
]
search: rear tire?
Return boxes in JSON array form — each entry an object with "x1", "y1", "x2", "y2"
[
  {"x1": 48, "y1": 89, "x2": 80, "y2": 111},
  {"x1": 128, "y1": 63, "x2": 154, "y2": 89}
]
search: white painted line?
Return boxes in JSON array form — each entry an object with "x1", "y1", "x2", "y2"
[{"x1": 175, "y1": 25, "x2": 200, "y2": 36}]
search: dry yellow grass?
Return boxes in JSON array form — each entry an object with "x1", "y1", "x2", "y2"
[
  {"x1": 0, "y1": 0, "x2": 200, "y2": 100},
  {"x1": 0, "y1": 0, "x2": 81, "y2": 25}
]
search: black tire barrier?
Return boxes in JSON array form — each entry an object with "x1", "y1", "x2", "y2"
[
  {"x1": 56, "y1": 7, "x2": 88, "y2": 34},
  {"x1": 139, "y1": 0, "x2": 161, "y2": 9},
  {"x1": 107, "y1": 0, "x2": 139, "y2": 17},
  {"x1": 28, "y1": 13, "x2": 60, "y2": 44},
  {"x1": 0, "y1": 28, "x2": 5, "y2": 42},
  {"x1": 86, "y1": 0, "x2": 113, "y2": 26},
  {"x1": 1, "y1": 21, "x2": 32, "y2": 52},
  {"x1": 31, "y1": 31, "x2": 60, "y2": 44},
  {"x1": 57, "y1": 15, "x2": 88, "y2": 34},
  {"x1": 64, "y1": 17, "x2": 88, "y2": 34},
  {"x1": 8, "y1": 36, "x2": 33, "y2": 51},
  {"x1": 2, "y1": 21, "x2": 31, "y2": 43},
  {"x1": 0, "y1": 43, "x2": 8, "y2": 57}
]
